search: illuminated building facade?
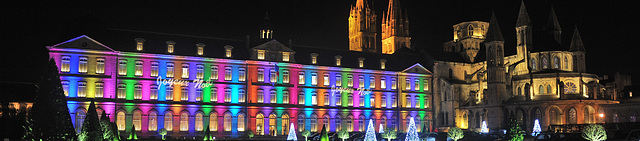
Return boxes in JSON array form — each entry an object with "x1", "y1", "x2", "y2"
[
  {"x1": 433, "y1": 2, "x2": 620, "y2": 133},
  {"x1": 48, "y1": 20, "x2": 433, "y2": 139}
]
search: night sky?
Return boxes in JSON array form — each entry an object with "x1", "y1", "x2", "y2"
[{"x1": 1, "y1": 0, "x2": 638, "y2": 85}]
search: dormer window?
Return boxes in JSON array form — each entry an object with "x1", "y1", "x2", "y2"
[
  {"x1": 311, "y1": 53, "x2": 318, "y2": 64},
  {"x1": 283, "y1": 52, "x2": 290, "y2": 62},
  {"x1": 166, "y1": 41, "x2": 175, "y2": 53},
  {"x1": 257, "y1": 50, "x2": 265, "y2": 60},
  {"x1": 224, "y1": 45, "x2": 233, "y2": 58},
  {"x1": 135, "y1": 38, "x2": 145, "y2": 51},
  {"x1": 358, "y1": 57, "x2": 365, "y2": 68},
  {"x1": 335, "y1": 55, "x2": 342, "y2": 66},
  {"x1": 380, "y1": 59, "x2": 387, "y2": 69},
  {"x1": 196, "y1": 43, "x2": 205, "y2": 56}
]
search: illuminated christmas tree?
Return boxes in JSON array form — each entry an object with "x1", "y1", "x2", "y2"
[
  {"x1": 532, "y1": 119, "x2": 541, "y2": 136},
  {"x1": 364, "y1": 119, "x2": 377, "y2": 141},
  {"x1": 481, "y1": 121, "x2": 489, "y2": 133},
  {"x1": 405, "y1": 117, "x2": 419, "y2": 141},
  {"x1": 379, "y1": 124, "x2": 385, "y2": 133},
  {"x1": 287, "y1": 123, "x2": 297, "y2": 141}
]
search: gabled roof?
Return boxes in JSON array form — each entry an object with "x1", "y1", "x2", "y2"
[
  {"x1": 50, "y1": 35, "x2": 116, "y2": 52},
  {"x1": 485, "y1": 12, "x2": 504, "y2": 42},
  {"x1": 569, "y1": 26, "x2": 585, "y2": 52},
  {"x1": 401, "y1": 63, "x2": 432, "y2": 74},
  {"x1": 515, "y1": 0, "x2": 532, "y2": 27},
  {"x1": 251, "y1": 40, "x2": 295, "y2": 52}
]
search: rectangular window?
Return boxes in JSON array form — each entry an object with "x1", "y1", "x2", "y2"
[
  {"x1": 166, "y1": 62, "x2": 174, "y2": 78},
  {"x1": 392, "y1": 96, "x2": 397, "y2": 107},
  {"x1": 370, "y1": 76, "x2": 375, "y2": 89},
  {"x1": 359, "y1": 95, "x2": 364, "y2": 106},
  {"x1": 347, "y1": 75, "x2": 354, "y2": 87},
  {"x1": 166, "y1": 85, "x2": 173, "y2": 101},
  {"x1": 257, "y1": 50, "x2": 265, "y2": 60},
  {"x1": 415, "y1": 79, "x2": 420, "y2": 91},
  {"x1": 406, "y1": 96, "x2": 411, "y2": 108},
  {"x1": 210, "y1": 88, "x2": 217, "y2": 102},
  {"x1": 283, "y1": 70, "x2": 290, "y2": 84},
  {"x1": 324, "y1": 93, "x2": 329, "y2": 105},
  {"x1": 323, "y1": 73, "x2": 329, "y2": 86},
  {"x1": 406, "y1": 78, "x2": 411, "y2": 90},
  {"x1": 78, "y1": 81, "x2": 86, "y2": 97},
  {"x1": 312, "y1": 56, "x2": 317, "y2": 64},
  {"x1": 224, "y1": 67, "x2": 232, "y2": 81},
  {"x1": 311, "y1": 92, "x2": 317, "y2": 105},
  {"x1": 370, "y1": 95, "x2": 374, "y2": 107},
  {"x1": 257, "y1": 68, "x2": 264, "y2": 82},
  {"x1": 257, "y1": 89, "x2": 264, "y2": 103},
  {"x1": 150, "y1": 85, "x2": 158, "y2": 100},
  {"x1": 210, "y1": 66, "x2": 218, "y2": 80},
  {"x1": 196, "y1": 64, "x2": 204, "y2": 79},
  {"x1": 117, "y1": 83, "x2": 126, "y2": 99},
  {"x1": 134, "y1": 84, "x2": 142, "y2": 100},
  {"x1": 96, "y1": 58, "x2": 105, "y2": 74},
  {"x1": 181, "y1": 86, "x2": 188, "y2": 101},
  {"x1": 381, "y1": 77, "x2": 387, "y2": 89},
  {"x1": 151, "y1": 62, "x2": 159, "y2": 77},
  {"x1": 224, "y1": 88, "x2": 231, "y2": 103},
  {"x1": 311, "y1": 72, "x2": 317, "y2": 85},
  {"x1": 416, "y1": 96, "x2": 421, "y2": 108},
  {"x1": 298, "y1": 91, "x2": 305, "y2": 105},
  {"x1": 270, "y1": 70, "x2": 277, "y2": 83},
  {"x1": 298, "y1": 72, "x2": 305, "y2": 85},
  {"x1": 239, "y1": 67, "x2": 246, "y2": 82},
  {"x1": 78, "y1": 56, "x2": 87, "y2": 73},
  {"x1": 181, "y1": 64, "x2": 189, "y2": 79},
  {"x1": 270, "y1": 90, "x2": 277, "y2": 103},
  {"x1": 95, "y1": 82, "x2": 104, "y2": 98},
  {"x1": 61, "y1": 56, "x2": 70, "y2": 73},
  {"x1": 225, "y1": 49, "x2": 232, "y2": 57},
  {"x1": 348, "y1": 95, "x2": 353, "y2": 106},
  {"x1": 336, "y1": 74, "x2": 342, "y2": 87},
  {"x1": 391, "y1": 77, "x2": 397, "y2": 90},
  {"x1": 283, "y1": 91, "x2": 289, "y2": 104},
  {"x1": 381, "y1": 95, "x2": 386, "y2": 107},
  {"x1": 283, "y1": 52, "x2": 290, "y2": 61},
  {"x1": 118, "y1": 59, "x2": 127, "y2": 75},
  {"x1": 238, "y1": 89, "x2": 246, "y2": 103},
  {"x1": 424, "y1": 81, "x2": 429, "y2": 91},
  {"x1": 196, "y1": 88, "x2": 202, "y2": 102},
  {"x1": 336, "y1": 94, "x2": 341, "y2": 106},
  {"x1": 358, "y1": 75, "x2": 364, "y2": 88},
  {"x1": 135, "y1": 61, "x2": 143, "y2": 77}
]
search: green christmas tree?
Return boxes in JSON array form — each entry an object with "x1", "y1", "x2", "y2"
[
  {"x1": 127, "y1": 124, "x2": 138, "y2": 140},
  {"x1": 337, "y1": 129, "x2": 349, "y2": 141},
  {"x1": 447, "y1": 127, "x2": 464, "y2": 141},
  {"x1": 582, "y1": 124, "x2": 607, "y2": 141},
  {"x1": 506, "y1": 116, "x2": 525, "y2": 141},
  {"x1": 320, "y1": 125, "x2": 329, "y2": 141},
  {"x1": 99, "y1": 111, "x2": 119, "y2": 141},
  {"x1": 79, "y1": 101, "x2": 104, "y2": 141},
  {"x1": 23, "y1": 58, "x2": 77, "y2": 141}
]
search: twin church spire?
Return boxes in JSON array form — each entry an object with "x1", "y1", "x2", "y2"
[{"x1": 349, "y1": 0, "x2": 411, "y2": 54}]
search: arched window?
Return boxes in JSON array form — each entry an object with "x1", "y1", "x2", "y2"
[
  {"x1": 568, "y1": 108, "x2": 577, "y2": 124},
  {"x1": 531, "y1": 58, "x2": 537, "y2": 70},
  {"x1": 475, "y1": 112, "x2": 481, "y2": 128},
  {"x1": 164, "y1": 112, "x2": 173, "y2": 131},
  {"x1": 335, "y1": 115, "x2": 342, "y2": 132},
  {"x1": 539, "y1": 85, "x2": 544, "y2": 94},
  {"x1": 238, "y1": 113, "x2": 245, "y2": 131},
  {"x1": 195, "y1": 113, "x2": 203, "y2": 131},
  {"x1": 564, "y1": 57, "x2": 569, "y2": 69},
  {"x1": 390, "y1": 116, "x2": 397, "y2": 130},
  {"x1": 547, "y1": 85, "x2": 552, "y2": 94},
  {"x1": 180, "y1": 112, "x2": 189, "y2": 131},
  {"x1": 269, "y1": 113, "x2": 277, "y2": 135},
  {"x1": 149, "y1": 112, "x2": 158, "y2": 131},
  {"x1": 282, "y1": 114, "x2": 289, "y2": 135},
  {"x1": 542, "y1": 57, "x2": 549, "y2": 69},
  {"x1": 359, "y1": 116, "x2": 365, "y2": 132},
  {"x1": 416, "y1": 117, "x2": 422, "y2": 132},
  {"x1": 133, "y1": 111, "x2": 142, "y2": 131},
  {"x1": 75, "y1": 110, "x2": 86, "y2": 133},
  {"x1": 298, "y1": 114, "x2": 305, "y2": 132},
  {"x1": 323, "y1": 115, "x2": 330, "y2": 132},
  {"x1": 381, "y1": 116, "x2": 387, "y2": 128},
  {"x1": 210, "y1": 113, "x2": 218, "y2": 131},
  {"x1": 584, "y1": 106, "x2": 594, "y2": 124},
  {"x1": 549, "y1": 108, "x2": 560, "y2": 125},
  {"x1": 256, "y1": 113, "x2": 264, "y2": 135},
  {"x1": 224, "y1": 113, "x2": 232, "y2": 131},
  {"x1": 310, "y1": 115, "x2": 318, "y2": 132},
  {"x1": 517, "y1": 87, "x2": 522, "y2": 96},
  {"x1": 346, "y1": 116, "x2": 354, "y2": 132},
  {"x1": 516, "y1": 110, "x2": 524, "y2": 125},
  {"x1": 117, "y1": 111, "x2": 126, "y2": 131},
  {"x1": 468, "y1": 25, "x2": 474, "y2": 36}
]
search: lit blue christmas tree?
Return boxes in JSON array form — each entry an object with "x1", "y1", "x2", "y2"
[
  {"x1": 532, "y1": 119, "x2": 541, "y2": 136},
  {"x1": 379, "y1": 124, "x2": 385, "y2": 133},
  {"x1": 364, "y1": 119, "x2": 377, "y2": 141},
  {"x1": 481, "y1": 121, "x2": 489, "y2": 133},
  {"x1": 405, "y1": 117, "x2": 419, "y2": 141},
  {"x1": 287, "y1": 123, "x2": 297, "y2": 141}
]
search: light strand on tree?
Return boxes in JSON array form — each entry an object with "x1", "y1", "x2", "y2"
[
  {"x1": 364, "y1": 119, "x2": 377, "y2": 141},
  {"x1": 481, "y1": 121, "x2": 489, "y2": 133},
  {"x1": 405, "y1": 117, "x2": 419, "y2": 141},
  {"x1": 287, "y1": 123, "x2": 297, "y2": 141}
]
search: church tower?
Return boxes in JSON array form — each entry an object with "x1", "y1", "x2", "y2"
[
  {"x1": 484, "y1": 12, "x2": 507, "y2": 129},
  {"x1": 381, "y1": 0, "x2": 411, "y2": 54},
  {"x1": 515, "y1": 1, "x2": 533, "y2": 67},
  {"x1": 570, "y1": 26, "x2": 586, "y2": 72},
  {"x1": 349, "y1": 0, "x2": 377, "y2": 52}
]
